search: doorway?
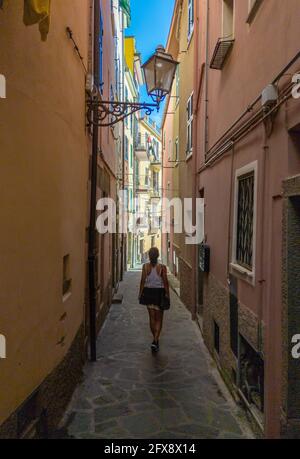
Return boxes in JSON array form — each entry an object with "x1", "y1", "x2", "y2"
[
  {"x1": 139, "y1": 239, "x2": 145, "y2": 263},
  {"x1": 197, "y1": 188, "x2": 205, "y2": 319},
  {"x1": 284, "y1": 195, "x2": 300, "y2": 432}
]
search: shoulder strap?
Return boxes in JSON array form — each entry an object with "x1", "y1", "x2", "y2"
[
  {"x1": 160, "y1": 264, "x2": 168, "y2": 290},
  {"x1": 157, "y1": 263, "x2": 166, "y2": 277},
  {"x1": 145, "y1": 263, "x2": 151, "y2": 276}
]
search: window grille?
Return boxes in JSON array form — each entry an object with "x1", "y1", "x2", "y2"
[{"x1": 236, "y1": 172, "x2": 254, "y2": 269}]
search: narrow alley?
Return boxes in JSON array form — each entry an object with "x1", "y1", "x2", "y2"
[
  {"x1": 1, "y1": 0, "x2": 300, "y2": 441},
  {"x1": 60, "y1": 270, "x2": 253, "y2": 440}
]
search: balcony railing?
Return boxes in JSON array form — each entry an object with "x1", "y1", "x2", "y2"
[
  {"x1": 150, "y1": 189, "x2": 161, "y2": 199},
  {"x1": 136, "y1": 178, "x2": 150, "y2": 192},
  {"x1": 150, "y1": 157, "x2": 161, "y2": 165}
]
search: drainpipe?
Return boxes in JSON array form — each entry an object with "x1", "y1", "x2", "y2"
[
  {"x1": 132, "y1": 115, "x2": 135, "y2": 269},
  {"x1": 88, "y1": 0, "x2": 100, "y2": 362},
  {"x1": 121, "y1": 117, "x2": 125, "y2": 279},
  {"x1": 257, "y1": 133, "x2": 268, "y2": 354},
  {"x1": 227, "y1": 144, "x2": 235, "y2": 279},
  {"x1": 120, "y1": 12, "x2": 125, "y2": 280},
  {"x1": 204, "y1": 0, "x2": 210, "y2": 156},
  {"x1": 191, "y1": 0, "x2": 200, "y2": 320}
]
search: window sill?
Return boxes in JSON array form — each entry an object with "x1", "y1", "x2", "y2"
[
  {"x1": 187, "y1": 28, "x2": 194, "y2": 49},
  {"x1": 63, "y1": 292, "x2": 72, "y2": 303},
  {"x1": 186, "y1": 152, "x2": 193, "y2": 162},
  {"x1": 230, "y1": 263, "x2": 255, "y2": 285},
  {"x1": 246, "y1": 0, "x2": 263, "y2": 24}
]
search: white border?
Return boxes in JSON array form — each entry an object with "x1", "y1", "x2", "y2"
[
  {"x1": 222, "y1": 0, "x2": 235, "y2": 38},
  {"x1": 187, "y1": 0, "x2": 195, "y2": 43}
]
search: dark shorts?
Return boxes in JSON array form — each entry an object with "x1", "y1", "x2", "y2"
[{"x1": 139, "y1": 287, "x2": 165, "y2": 308}]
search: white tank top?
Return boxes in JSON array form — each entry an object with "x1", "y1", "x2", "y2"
[{"x1": 144, "y1": 265, "x2": 164, "y2": 289}]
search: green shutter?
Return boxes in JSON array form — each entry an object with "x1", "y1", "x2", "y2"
[{"x1": 120, "y1": 0, "x2": 131, "y2": 22}]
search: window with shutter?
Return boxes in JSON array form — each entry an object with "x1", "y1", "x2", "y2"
[
  {"x1": 188, "y1": 0, "x2": 194, "y2": 41},
  {"x1": 186, "y1": 94, "x2": 193, "y2": 157}
]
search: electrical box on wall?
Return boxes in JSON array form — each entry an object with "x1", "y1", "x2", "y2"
[
  {"x1": 261, "y1": 84, "x2": 278, "y2": 108},
  {"x1": 199, "y1": 244, "x2": 210, "y2": 273}
]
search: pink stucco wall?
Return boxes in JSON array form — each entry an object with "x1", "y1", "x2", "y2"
[
  {"x1": 194, "y1": 0, "x2": 300, "y2": 438},
  {"x1": 162, "y1": 96, "x2": 175, "y2": 271}
]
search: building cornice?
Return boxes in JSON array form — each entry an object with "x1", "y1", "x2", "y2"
[{"x1": 139, "y1": 118, "x2": 162, "y2": 141}]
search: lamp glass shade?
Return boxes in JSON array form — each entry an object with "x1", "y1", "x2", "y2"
[
  {"x1": 142, "y1": 48, "x2": 178, "y2": 104},
  {"x1": 143, "y1": 56, "x2": 156, "y2": 94}
]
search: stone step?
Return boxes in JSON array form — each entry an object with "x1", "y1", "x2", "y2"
[{"x1": 112, "y1": 293, "x2": 123, "y2": 304}]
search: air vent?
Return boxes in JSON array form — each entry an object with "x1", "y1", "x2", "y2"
[
  {"x1": 261, "y1": 84, "x2": 278, "y2": 108},
  {"x1": 210, "y1": 38, "x2": 235, "y2": 70}
]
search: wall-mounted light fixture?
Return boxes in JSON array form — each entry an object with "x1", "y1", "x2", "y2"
[{"x1": 86, "y1": 46, "x2": 178, "y2": 127}]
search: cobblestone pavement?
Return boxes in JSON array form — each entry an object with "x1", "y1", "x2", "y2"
[{"x1": 60, "y1": 270, "x2": 254, "y2": 439}]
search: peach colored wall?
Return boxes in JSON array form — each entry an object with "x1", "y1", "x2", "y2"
[
  {"x1": 162, "y1": 0, "x2": 194, "y2": 283},
  {"x1": 0, "y1": 0, "x2": 90, "y2": 424},
  {"x1": 100, "y1": 0, "x2": 117, "y2": 173},
  {"x1": 97, "y1": 0, "x2": 119, "y2": 297},
  {"x1": 195, "y1": 0, "x2": 300, "y2": 438},
  {"x1": 162, "y1": 90, "x2": 176, "y2": 270},
  {"x1": 176, "y1": 0, "x2": 194, "y2": 268},
  {"x1": 162, "y1": 0, "x2": 181, "y2": 272},
  {"x1": 162, "y1": 99, "x2": 172, "y2": 265}
]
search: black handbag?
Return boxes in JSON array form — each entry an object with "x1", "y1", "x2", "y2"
[
  {"x1": 160, "y1": 265, "x2": 170, "y2": 310},
  {"x1": 160, "y1": 290, "x2": 170, "y2": 311},
  {"x1": 139, "y1": 290, "x2": 146, "y2": 305}
]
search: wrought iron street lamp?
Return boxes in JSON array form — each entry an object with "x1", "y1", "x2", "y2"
[
  {"x1": 86, "y1": 45, "x2": 178, "y2": 127},
  {"x1": 142, "y1": 45, "x2": 179, "y2": 106}
]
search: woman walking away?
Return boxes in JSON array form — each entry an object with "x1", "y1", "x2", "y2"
[{"x1": 139, "y1": 247, "x2": 170, "y2": 352}]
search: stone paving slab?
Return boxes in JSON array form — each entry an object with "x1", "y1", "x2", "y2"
[{"x1": 60, "y1": 271, "x2": 254, "y2": 439}]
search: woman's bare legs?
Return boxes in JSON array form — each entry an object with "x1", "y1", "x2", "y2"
[
  {"x1": 147, "y1": 308, "x2": 156, "y2": 339},
  {"x1": 147, "y1": 308, "x2": 164, "y2": 344},
  {"x1": 154, "y1": 310, "x2": 164, "y2": 342}
]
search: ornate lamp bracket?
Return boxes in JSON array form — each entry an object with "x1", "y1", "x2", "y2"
[{"x1": 86, "y1": 98, "x2": 159, "y2": 128}]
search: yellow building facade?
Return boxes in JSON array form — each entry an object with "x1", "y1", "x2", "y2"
[
  {"x1": 162, "y1": 0, "x2": 195, "y2": 309},
  {"x1": 135, "y1": 116, "x2": 162, "y2": 263},
  {"x1": 124, "y1": 37, "x2": 144, "y2": 268}
]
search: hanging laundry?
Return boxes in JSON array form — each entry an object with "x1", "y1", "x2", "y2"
[{"x1": 23, "y1": 0, "x2": 51, "y2": 41}]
